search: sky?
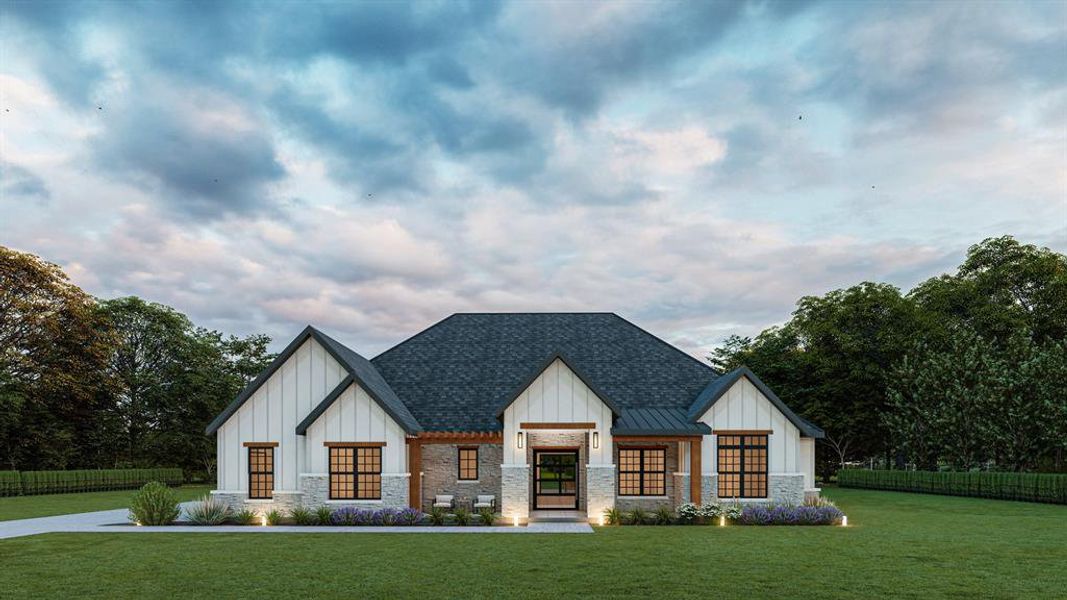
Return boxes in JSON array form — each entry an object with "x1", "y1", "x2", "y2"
[{"x1": 1, "y1": 0, "x2": 1065, "y2": 357}]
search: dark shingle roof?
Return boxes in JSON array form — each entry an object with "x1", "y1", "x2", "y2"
[
  {"x1": 370, "y1": 313, "x2": 718, "y2": 432},
  {"x1": 613, "y1": 408, "x2": 712, "y2": 436}
]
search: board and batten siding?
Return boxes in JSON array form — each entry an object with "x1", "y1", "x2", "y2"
[
  {"x1": 304, "y1": 383, "x2": 408, "y2": 474},
  {"x1": 502, "y1": 358, "x2": 614, "y2": 465},
  {"x1": 696, "y1": 376, "x2": 803, "y2": 475},
  {"x1": 216, "y1": 338, "x2": 347, "y2": 492}
]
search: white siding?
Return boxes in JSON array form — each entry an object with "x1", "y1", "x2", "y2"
[
  {"x1": 502, "y1": 359, "x2": 614, "y2": 465},
  {"x1": 215, "y1": 338, "x2": 347, "y2": 491},
  {"x1": 697, "y1": 376, "x2": 803, "y2": 475},
  {"x1": 800, "y1": 437, "x2": 816, "y2": 489},
  {"x1": 304, "y1": 383, "x2": 407, "y2": 473}
]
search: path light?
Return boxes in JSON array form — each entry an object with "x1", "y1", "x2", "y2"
[
  {"x1": 719, "y1": 515, "x2": 726, "y2": 527},
  {"x1": 841, "y1": 515, "x2": 848, "y2": 527},
  {"x1": 513, "y1": 515, "x2": 520, "y2": 527},
  {"x1": 261, "y1": 513, "x2": 269, "y2": 527},
  {"x1": 598, "y1": 514, "x2": 605, "y2": 527}
]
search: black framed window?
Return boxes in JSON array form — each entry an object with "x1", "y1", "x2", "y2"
[
  {"x1": 329, "y1": 446, "x2": 382, "y2": 499},
  {"x1": 618, "y1": 447, "x2": 666, "y2": 496},
  {"x1": 718, "y1": 434, "x2": 768, "y2": 498},
  {"x1": 458, "y1": 447, "x2": 478, "y2": 480},
  {"x1": 248, "y1": 447, "x2": 274, "y2": 499}
]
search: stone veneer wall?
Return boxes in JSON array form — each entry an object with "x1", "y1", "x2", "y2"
[
  {"x1": 699, "y1": 473, "x2": 805, "y2": 506},
  {"x1": 526, "y1": 431, "x2": 588, "y2": 511},
  {"x1": 613, "y1": 442, "x2": 680, "y2": 511},
  {"x1": 501, "y1": 464, "x2": 530, "y2": 521},
  {"x1": 586, "y1": 464, "x2": 615, "y2": 521},
  {"x1": 419, "y1": 444, "x2": 503, "y2": 511}
]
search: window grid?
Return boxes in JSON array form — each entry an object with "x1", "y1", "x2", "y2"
[
  {"x1": 458, "y1": 447, "x2": 479, "y2": 481},
  {"x1": 618, "y1": 447, "x2": 666, "y2": 496},
  {"x1": 717, "y1": 434, "x2": 768, "y2": 498},
  {"x1": 248, "y1": 447, "x2": 274, "y2": 499},
  {"x1": 329, "y1": 447, "x2": 382, "y2": 500}
]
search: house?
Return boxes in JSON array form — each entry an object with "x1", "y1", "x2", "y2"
[{"x1": 205, "y1": 313, "x2": 823, "y2": 523}]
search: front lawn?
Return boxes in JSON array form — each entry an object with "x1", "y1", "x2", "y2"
[
  {"x1": 0, "y1": 485, "x2": 211, "y2": 522},
  {"x1": 2, "y1": 488, "x2": 1065, "y2": 599}
]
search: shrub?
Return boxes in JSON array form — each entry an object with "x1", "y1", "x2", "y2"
[
  {"x1": 477, "y1": 507, "x2": 496, "y2": 526},
  {"x1": 377, "y1": 507, "x2": 399, "y2": 526},
  {"x1": 721, "y1": 503, "x2": 743, "y2": 521},
  {"x1": 698, "y1": 503, "x2": 723, "y2": 520},
  {"x1": 453, "y1": 507, "x2": 472, "y2": 526},
  {"x1": 737, "y1": 504, "x2": 844, "y2": 526},
  {"x1": 20, "y1": 468, "x2": 183, "y2": 495},
  {"x1": 676, "y1": 502, "x2": 700, "y2": 524},
  {"x1": 233, "y1": 508, "x2": 257, "y2": 525},
  {"x1": 290, "y1": 506, "x2": 315, "y2": 526},
  {"x1": 398, "y1": 507, "x2": 423, "y2": 525},
  {"x1": 428, "y1": 506, "x2": 447, "y2": 526},
  {"x1": 330, "y1": 507, "x2": 359, "y2": 526},
  {"x1": 654, "y1": 506, "x2": 674, "y2": 525},
  {"x1": 0, "y1": 471, "x2": 21, "y2": 496},
  {"x1": 602, "y1": 506, "x2": 623, "y2": 526},
  {"x1": 128, "y1": 481, "x2": 180, "y2": 526},
  {"x1": 837, "y1": 469, "x2": 1067, "y2": 505},
  {"x1": 186, "y1": 495, "x2": 230, "y2": 525},
  {"x1": 627, "y1": 507, "x2": 649, "y2": 525},
  {"x1": 315, "y1": 505, "x2": 334, "y2": 526},
  {"x1": 803, "y1": 495, "x2": 837, "y2": 508},
  {"x1": 266, "y1": 509, "x2": 282, "y2": 526}
]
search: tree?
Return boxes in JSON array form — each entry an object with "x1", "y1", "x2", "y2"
[{"x1": 0, "y1": 246, "x2": 117, "y2": 469}]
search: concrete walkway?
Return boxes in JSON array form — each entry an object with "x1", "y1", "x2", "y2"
[{"x1": 0, "y1": 504, "x2": 593, "y2": 539}]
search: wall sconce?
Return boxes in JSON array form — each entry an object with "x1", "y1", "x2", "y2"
[
  {"x1": 592, "y1": 431, "x2": 600, "y2": 449},
  {"x1": 517, "y1": 431, "x2": 524, "y2": 449}
]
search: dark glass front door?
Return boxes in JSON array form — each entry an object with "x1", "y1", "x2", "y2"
[{"x1": 534, "y1": 451, "x2": 578, "y2": 509}]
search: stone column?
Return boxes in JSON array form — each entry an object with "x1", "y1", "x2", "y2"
[
  {"x1": 501, "y1": 464, "x2": 530, "y2": 523},
  {"x1": 586, "y1": 463, "x2": 615, "y2": 523},
  {"x1": 673, "y1": 473, "x2": 691, "y2": 505},
  {"x1": 769, "y1": 474, "x2": 805, "y2": 505}
]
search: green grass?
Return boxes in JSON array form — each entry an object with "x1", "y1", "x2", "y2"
[
  {"x1": 2, "y1": 488, "x2": 1065, "y2": 599},
  {"x1": 0, "y1": 485, "x2": 211, "y2": 521}
]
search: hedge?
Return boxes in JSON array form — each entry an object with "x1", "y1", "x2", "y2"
[
  {"x1": 837, "y1": 469, "x2": 1067, "y2": 504},
  {"x1": 0, "y1": 468, "x2": 184, "y2": 497}
]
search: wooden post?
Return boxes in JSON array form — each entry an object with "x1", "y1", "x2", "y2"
[
  {"x1": 408, "y1": 439, "x2": 422, "y2": 509},
  {"x1": 690, "y1": 437, "x2": 702, "y2": 506}
]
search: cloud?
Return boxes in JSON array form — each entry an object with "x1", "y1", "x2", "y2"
[
  {"x1": 0, "y1": 0, "x2": 1063, "y2": 360},
  {"x1": 0, "y1": 161, "x2": 50, "y2": 202}
]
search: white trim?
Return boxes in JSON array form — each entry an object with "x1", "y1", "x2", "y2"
[
  {"x1": 585, "y1": 463, "x2": 616, "y2": 468},
  {"x1": 325, "y1": 499, "x2": 384, "y2": 505},
  {"x1": 244, "y1": 499, "x2": 274, "y2": 504},
  {"x1": 456, "y1": 480, "x2": 481, "y2": 484},
  {"x1": 381, "y1": 472, "x2": 411, "y2": 478},
  {"x1": 672, "y1": 472, "x2": 689, "y2": 476},
  {"x1": 210, "y1": 490, "x2": 245, "y2": 494},
  {"x1": 501, "y1": 463, "x2": 531, "y2": 468},
  {"x1": 299, "y1": 473, "x2": 328, "y2": 477}
]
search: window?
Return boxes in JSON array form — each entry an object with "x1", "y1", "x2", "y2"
[
  {"x1": 458, "y1": 447, "x2": 478, "y2": 481},
  {"x1": 329, "y1": 446, "x2": 382, "y2": 500},
  {"x1": 618, "y1": 447, "x2": 666, "y2": 496},
  {"x1": 718, "y1": 434, "x2": 768, "y2": 498},
  {"x1": 248, "y1": 446, "x2": 274, "y2": 499}
]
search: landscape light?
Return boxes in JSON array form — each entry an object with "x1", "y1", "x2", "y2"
[
  {"x1": 841, "y1": 515, "x2": 848, "y2": 527},
  {"x1": 513, "y1": 515, "x2": 520, "y2": 527},
  {"x1": 719, "y1": 515, "x2": 726, "y2": 527},
  {"x1": 261, "y1": 514, "x2": 269, "y2": 527}
]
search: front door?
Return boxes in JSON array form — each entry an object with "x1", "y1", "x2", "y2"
[{"x1": 533, "y1": 451, "x2": 578, "y2": 509}]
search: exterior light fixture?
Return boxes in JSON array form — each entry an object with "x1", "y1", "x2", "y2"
[
  {"x1": 719, "y1": 515, "x2": 726, "y2": 527},
  {"x1": 841, "y1": 515, "x2": 848, "y2": 527},
  {"x1": 592, "y1": 431, "x2": 600, "y2": 449},
  {"x1": 513, "y1": 515, "x2": 520, "y2": 527},
  {"x1": 261, "y1": 514, "x2": 269, "y2": 527},
  {"x1": 517, "y1": 431, "x2": 524, "y2": 449},
  {"x1": 598, "y1": 514, "x2": 605, "y2": 527}
]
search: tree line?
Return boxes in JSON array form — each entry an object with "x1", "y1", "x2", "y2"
[
  {"x1": 0, "y1": 246, "x2": 274, "y2": 478},
  {"x1": 711, "y1": 236, "x2": 1067, "y2": 478}
]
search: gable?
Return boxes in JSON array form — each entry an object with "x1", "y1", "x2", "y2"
[
  {"x1": 688, "y1": 367, "x2": 823, "y2": 438},
  {"x1": 501, "y1": 357, "x2": 616, "y2": 425}
]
